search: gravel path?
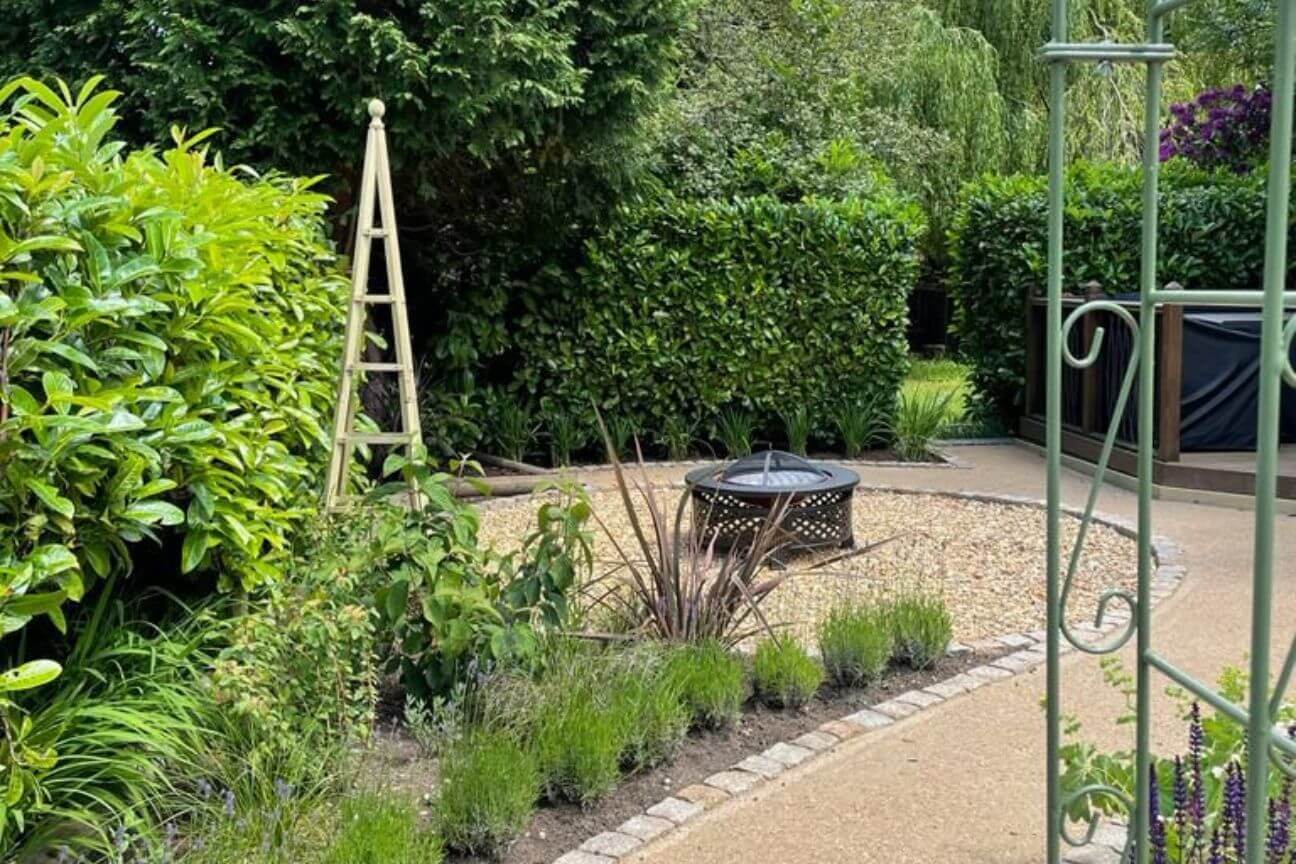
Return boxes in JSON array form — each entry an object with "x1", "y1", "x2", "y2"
[{"x1": 477, "y1": 487, "x2": 1138, "y2": 645}]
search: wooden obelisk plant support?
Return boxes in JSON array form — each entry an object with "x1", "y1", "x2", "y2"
[{"x1": 324, "y1": 99, "x2": 423, "y2": 509}]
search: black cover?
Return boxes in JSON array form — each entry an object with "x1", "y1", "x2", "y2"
[{"x1": 1178, "y1": 309, "x2": 1296, "y2": 450}]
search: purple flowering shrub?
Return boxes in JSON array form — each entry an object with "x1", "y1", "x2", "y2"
[
  {"x1": 1061, "y1": 662, "x2": 1296, "y2": 863},
  {"x1": 1160, "y1": 84, "x2": 1275, "y2": 173}
]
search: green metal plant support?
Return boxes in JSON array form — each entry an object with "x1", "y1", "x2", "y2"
[{"x1": 1045, "y1": 3, "x2": 1296, "y2": 864}]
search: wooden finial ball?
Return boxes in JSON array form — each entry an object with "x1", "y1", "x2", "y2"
[{"x1": 368, "y1": 99, "x2": 385, "y2": 120}]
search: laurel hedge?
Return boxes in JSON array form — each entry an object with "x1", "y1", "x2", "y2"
[
  {"x1": 949, "y1": 161, "x2": 1271, "y2": 421},
  {"x1": 514, "y1": 191, "x2": 923, "y2": 442}
]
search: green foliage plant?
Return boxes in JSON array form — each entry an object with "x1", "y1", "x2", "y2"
[
  {"x1": 490, "y1": 395, "x2": 535, "y2": 463},
  {"x1": 517, "y1": 193, "x2": 921, "y2": 446},
  {"x1": 1060, "y1": 659, "x2": 1296, "y2": 850},
  {"x1": 892, "y1": 388, "x2": 957, "y2": 461},
  {"x1": 179, "y1": 790, "x2": 444, "y2": 864},
  {"x1": 608, "y1": 653, "x2": 690, "y2": 771},
  {"x1": 402, "y1": 691, "x2": 468, "y2": 760},
  {"x1": 888, "y1": 592, "x2": 953, "y2": 669},
  {"x1": 715, "y1": 406, "x2": 757, "y2": 457},
  {"x1": 0, "y1": 79, "x2": 348, "y2": 829},
  {"x1": 659, "y1": 415, "x2": 696, "y2": 460},
  {"x1": 544, "y1": 409, "x2": 585, "y2": 468},
  {"x1": 207, "y1": 532, "x2": 379, "y2": 752},
  {"x1": 817, "y1": 602, "x2": 894, "y2": 687},
  {"x1": 607, "y1": 414, "x2": 640, "y2": 460},
  {"x1": 0, "y1": 77, "x2": 347, "y2": 596},
  {"x1": 779, "y1": 405, "x2": 813, "y2": 456},
  {"x1": 751, "y1": 638, "x2": 824, "y2": 709},
  {"x1": 435, "y1": 730, "x2": 539, "y2": 858},
  {"x1": 832, "y1": 395, "x2": 891, "y2": 458},
  {"x1": 367, "y1": 456, "x2": 593, "y2": 700},
  {"x1": 322, "y1": 793, "x2": 444, "y2": 864},
  {"x1": 662, "y1": 640, "x2": 748, "y2": 729},
  {"x1": 949, "y1": 161, "x2": 1261, "y2": 421},
  {"x1": 532, "y1": 679, "x2": 626, "y2": 804}
]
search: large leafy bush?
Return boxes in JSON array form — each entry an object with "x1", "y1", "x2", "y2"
[
  {"x1": 0, "y1": 77, "x2": 345, "y2": 594},
  {"x1": 656, "y1": 0, "x2": 1006, "y2": 256},
  {"x1": 516, "y1": 191, "x2": 922, "y2": 436},
  {"x1": 949, "y1": 161, "x2": 1271, "y2": 419},
  {"x1": 0, "y1": 1, "x2": 692, "y2": 445},
  {"x1": 0, "y1": 77, "x2": 345, "y2": 842}
]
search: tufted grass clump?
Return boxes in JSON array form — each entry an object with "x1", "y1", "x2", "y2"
[
  {"x1": 751, "y1": 638, "x2": 824, "y2": 709},
  {"x1": 715, "y1": 406, "x2": 757, "y2": 457},
  {"x1": 662, "y1": 640, "x2": 749, "y2": 728},
  {"x1": 832, "y1": 395, "x2": 889, "y2": 458},
  {"x1": 888, "y1": 592, "x2": 954, "y2": 669},
  {"x1": 435, "y1": 730, "x2": 539, "y2": 858},
  {"x1": 323, "y1": 793, "x2": 445, "y2": 864},
  {"x1": 892, "y1": 388, "x2": 957, "y2": 461},
  {"x1": 609, "y1": 658, "x2": 691, "y2": 772},
  {"x1": 817, "y1": 602, "x2": 894, "y2": 687},
  {"x1": 779, "y1": 405, "x2": 813, "y2": 456},
  {"x1": 532, "y1": 682, "x2": 627, "y2": 805}
]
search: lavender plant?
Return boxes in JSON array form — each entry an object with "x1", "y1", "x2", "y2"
[{"x1": 1160, "y1": 84, "x2": 1274, "y2": 173}]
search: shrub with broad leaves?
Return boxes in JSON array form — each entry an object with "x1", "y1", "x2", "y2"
[{"x1": 0, "y1": 75, "x2": 346, "y2": 842}]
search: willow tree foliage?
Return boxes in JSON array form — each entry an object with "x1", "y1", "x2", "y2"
[
  {"x1": 925, "y1": 0, "x2": 1275, "y2": 171},
  {"x1": 655, "y1": 0, "x2": 1010, "y2": 254}
]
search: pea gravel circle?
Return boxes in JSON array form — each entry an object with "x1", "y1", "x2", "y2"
[{"x1": 476, "y1": 487, "x2": 1139, "y2": 646}]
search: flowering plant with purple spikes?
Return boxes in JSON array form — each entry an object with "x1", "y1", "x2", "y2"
[
  {"x1": 1160, "y1": 84, "x2": 1275, "y2": 173},
  {"x1": 1063, "y1": 662, "x2": 1296, "y2": 863}
]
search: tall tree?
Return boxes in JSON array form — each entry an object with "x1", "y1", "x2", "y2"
[{"x1": 1, "y1": 0, "x2": 692, "y2": 447}]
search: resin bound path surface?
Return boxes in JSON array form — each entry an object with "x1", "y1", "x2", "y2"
[{"x1": 566, "y1": 443, "x2": 1296, "y2": 864}]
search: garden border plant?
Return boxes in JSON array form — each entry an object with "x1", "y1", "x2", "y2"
[{"x1": 469, "y1": 481, "x2": 1189, "y2": 863}]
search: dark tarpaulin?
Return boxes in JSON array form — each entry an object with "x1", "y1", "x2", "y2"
[{"x1": 1179, "y1": 310, "x2": 1296, "y2": 450}]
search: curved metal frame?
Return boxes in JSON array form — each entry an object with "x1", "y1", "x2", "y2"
[{"x1": 1044, "y1": 4, "x2": 1296, "y2": 863}]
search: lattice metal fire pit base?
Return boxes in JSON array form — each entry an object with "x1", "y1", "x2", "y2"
[{"x1": 684, "y1": 451, "x2": 860, "y2": 554}]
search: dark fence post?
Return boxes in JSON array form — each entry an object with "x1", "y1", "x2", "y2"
[{"x1": 1157, "y1": 282, "x2": 1184, "y2": 463}]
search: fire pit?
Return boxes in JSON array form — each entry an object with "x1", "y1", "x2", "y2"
[{"x1": 685, "y1": 451, "x2": 860, "y2": 553}]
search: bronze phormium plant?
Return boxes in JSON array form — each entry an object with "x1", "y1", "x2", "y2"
[{"x1": 587, "y1": 414, "x2": 792, "y2": 646}]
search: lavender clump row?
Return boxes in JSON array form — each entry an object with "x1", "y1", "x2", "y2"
[
  {"x1": 53, "y1": 776, "x2": 298, "y2": 863},
  {"x1": 1160, "y1": 84, "x2": 1275, "y2": 174},
  {"x1": 1129, "y1": 703, "x2": 1295, "y2": 864}
]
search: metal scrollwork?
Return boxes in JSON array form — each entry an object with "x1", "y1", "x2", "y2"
[
  {"x1": 1057, "y1": 300, "x2": 1141, "y2": 655},
  {"x1": 1061, "y1": 784, "x2": 1135, "y2": 861}
]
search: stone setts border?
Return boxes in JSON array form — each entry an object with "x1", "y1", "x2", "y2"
[{"x1": 545, "y1": 491, "x2": 1186, "y2": 864}]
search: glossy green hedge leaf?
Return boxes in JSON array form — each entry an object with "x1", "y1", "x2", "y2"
[
  {"x1": 181, "y1": 530, "x2": 210, "y2": 574},
  {"x1": 0, "y1": 660, "x2": 61, "y2": 693},
  {"x1": 25, "y1": 480, "x2": 74, "y2": 519},
  {"x1": 122, "y1": 500, "x2": 185, "y2": 526}
]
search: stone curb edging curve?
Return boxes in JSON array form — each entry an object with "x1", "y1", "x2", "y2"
[{"x1": 542, "y1": 489, "x2": 1186, "y2": 864}]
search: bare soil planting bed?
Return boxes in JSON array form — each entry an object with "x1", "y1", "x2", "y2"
[{"x1": 478, "y1": 487, "x2": 1140, "y2": 645}]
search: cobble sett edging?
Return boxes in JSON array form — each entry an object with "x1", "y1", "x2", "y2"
[{"x1": 550, "y1": 492, "x2": 1187, "y2": 864}]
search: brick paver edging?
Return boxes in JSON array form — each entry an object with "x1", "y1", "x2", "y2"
[{"x1": 549, "y1": 490, "x2": 1186, "y2": 864}]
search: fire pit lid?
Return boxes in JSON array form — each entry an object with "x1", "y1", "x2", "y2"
[{"x1": 686, "y1": 450, "x2": 859, "y2": 496}]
